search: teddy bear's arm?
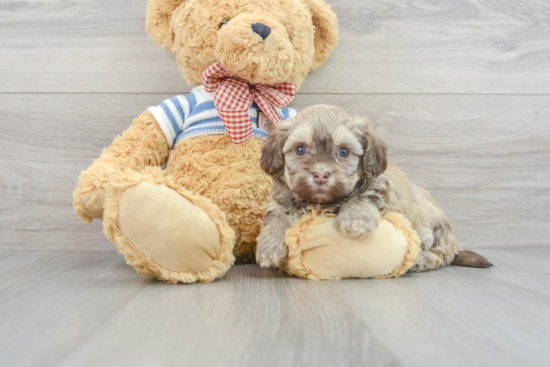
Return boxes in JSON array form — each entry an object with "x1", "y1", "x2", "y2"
[{"x1": 73, "y1": 110, "x2": 170, "y2": 223}]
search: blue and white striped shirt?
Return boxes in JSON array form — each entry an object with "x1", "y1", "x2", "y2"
[{"x1": 148, "y1": 85, "x2": 297, "y2": 147}]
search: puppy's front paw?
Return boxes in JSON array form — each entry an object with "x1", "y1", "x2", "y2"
[
  {"x1": 334, "y1": 211, "x2": 377, "y2": 238},
  {"x1": 255, "y1": 237, "x2": 288, "y2": 268}
]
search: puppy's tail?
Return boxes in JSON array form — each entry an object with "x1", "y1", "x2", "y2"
[{"x1": 452, "y1": 250, "x2": 493, "y2": 268}]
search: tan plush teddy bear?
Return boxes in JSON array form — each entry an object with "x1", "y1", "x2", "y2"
[{"x1": 73, "y1": 0, "x2": 339, "y2": 283}]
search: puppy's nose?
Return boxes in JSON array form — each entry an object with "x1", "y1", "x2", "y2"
[
  {"x1": 251, "y1": 23, "x2": 271, "y2": 40},
  {"x1": 313, "y1": 171, "x2": 330, "y2": 184}
]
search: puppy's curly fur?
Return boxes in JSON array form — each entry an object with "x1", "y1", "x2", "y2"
[{"x1": 256, "y1": 105, "x2": 492, "y2": 272}]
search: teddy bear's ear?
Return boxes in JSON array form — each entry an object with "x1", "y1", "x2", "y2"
[
  {"x1": 306, "y1": 0, "x2": 339, "y2": 71},
  {"x1": 146, "y1": 0, "x2": 188, "y2": 52}
]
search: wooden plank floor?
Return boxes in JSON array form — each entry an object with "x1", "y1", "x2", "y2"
[{"x1": 0, "y1": 248, "x2": 548, "y2": 367}]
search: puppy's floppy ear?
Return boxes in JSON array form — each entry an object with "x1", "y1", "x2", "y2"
[
  {"x1": 146, "y1": 0, "x2": 188, "y2": 52},
  {"x1": 305, "y1": 0, "x2": 339, "y2": 71},
  {"x1": 356, "y1": 117, "x2": 388, "y2": 179},
  {"x1": 261, "y1": 127, "x2": 287, "y2": 177}
]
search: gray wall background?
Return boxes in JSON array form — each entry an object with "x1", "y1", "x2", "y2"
[{"x1": 1, "y1": 0, "x2": 549, "y2": 251}]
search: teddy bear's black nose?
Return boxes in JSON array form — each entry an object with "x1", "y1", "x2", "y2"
[{"x1": 251, "y1": 23, "x2": 271, "y2": 40}]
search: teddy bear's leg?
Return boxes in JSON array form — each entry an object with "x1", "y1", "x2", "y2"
[
  {"x1": 282, "y1": 212, "x2": 421, "y2": 280},
  {"x1": 103, "y1": 167, "x2": 236, "y2": 284}
]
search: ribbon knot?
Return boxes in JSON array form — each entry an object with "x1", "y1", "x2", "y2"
[{"x1": 201, "y1": 62, "x2": 296, "y2": 144}]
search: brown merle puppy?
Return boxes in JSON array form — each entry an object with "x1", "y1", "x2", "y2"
[{"x1": 256, "y1": 104, "x2": 491, "y2": 272}]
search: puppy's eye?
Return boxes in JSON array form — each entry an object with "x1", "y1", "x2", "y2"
[
  {"x1": 295, "y1": 146, "x2": 307, "y2": 156},
  {"x1": 219, "y1": 19, "x2": 229, "y2": 29},
  {"x1": 338, "y1": 148, "x2": 350, "y2": 158}
]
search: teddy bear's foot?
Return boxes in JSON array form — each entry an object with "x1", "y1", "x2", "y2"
[
  {"x1": 282, "y1": 212, "x2": 421, "y2": 280},
  {"x1": 103, "y1": 167, "x2": 236, "y2": 283}
]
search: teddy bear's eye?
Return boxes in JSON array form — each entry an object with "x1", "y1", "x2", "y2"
[{"x1": 219, "y1": 19, "x2": 229, "y2": 30}]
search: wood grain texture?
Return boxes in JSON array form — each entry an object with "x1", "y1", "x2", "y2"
[
  {"x1": 0, "y1": 249, "x2": 548, "y2": 367},
  {"x1": 475, "y1": 247, "x2": 550, "y2": 296},
  {"x1": 1, "y1": 93, "x2": 549, "y2": 250},
  {"x1": 1, "y1": 0, "x2": 549, "y2": 93},
  {"x1": 293, "y1": 94, "x2": 550, "y2": 191},
  {"x1": 327, "y1": 250, "x2": 550, "y2": 367},
  {"x1": 0, "y1": 251, "x2": 151, "y2": 367}
]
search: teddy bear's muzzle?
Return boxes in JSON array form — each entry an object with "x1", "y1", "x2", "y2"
[{"x1": 215, "y1": 14, "x2": 295, "y2": 86}]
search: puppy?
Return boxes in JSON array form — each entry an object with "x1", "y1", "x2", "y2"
[{"x1": 256, "y1": 104, "x2": 492, "y2": 272}]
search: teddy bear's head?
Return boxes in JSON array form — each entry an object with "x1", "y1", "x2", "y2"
[{"x1": 146, "y1": 0, "x2": 338, "y2": 90}]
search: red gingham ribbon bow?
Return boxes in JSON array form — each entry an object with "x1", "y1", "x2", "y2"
[{"x1": 202, "y1": 62, "x2": 296, "y2": 145}]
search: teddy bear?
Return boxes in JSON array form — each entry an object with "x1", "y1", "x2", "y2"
[{"x1": 73, "y1": 0, "x2": 341, "y2": 283}]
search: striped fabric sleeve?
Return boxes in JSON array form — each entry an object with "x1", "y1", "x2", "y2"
[
  {"x1": 287, "y1": 107, "x2": 298, "y2": 119},
  {"x1": 275, "y1": 106, "x2": 297, "y2": 121},
  {"x1": 147, "y1": 94, "x2": 194, "y2": 147}
]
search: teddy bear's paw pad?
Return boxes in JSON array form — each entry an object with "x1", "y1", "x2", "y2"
[
  {"x1": 284, "y1": 213, "x2": 421, "y2": 280},
  {"x1": 118, "y1": 182, "x2": 221, "y2": 273},
  {"x1": 303, "y1": 218, "x2": 408, "y2": 279}
]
